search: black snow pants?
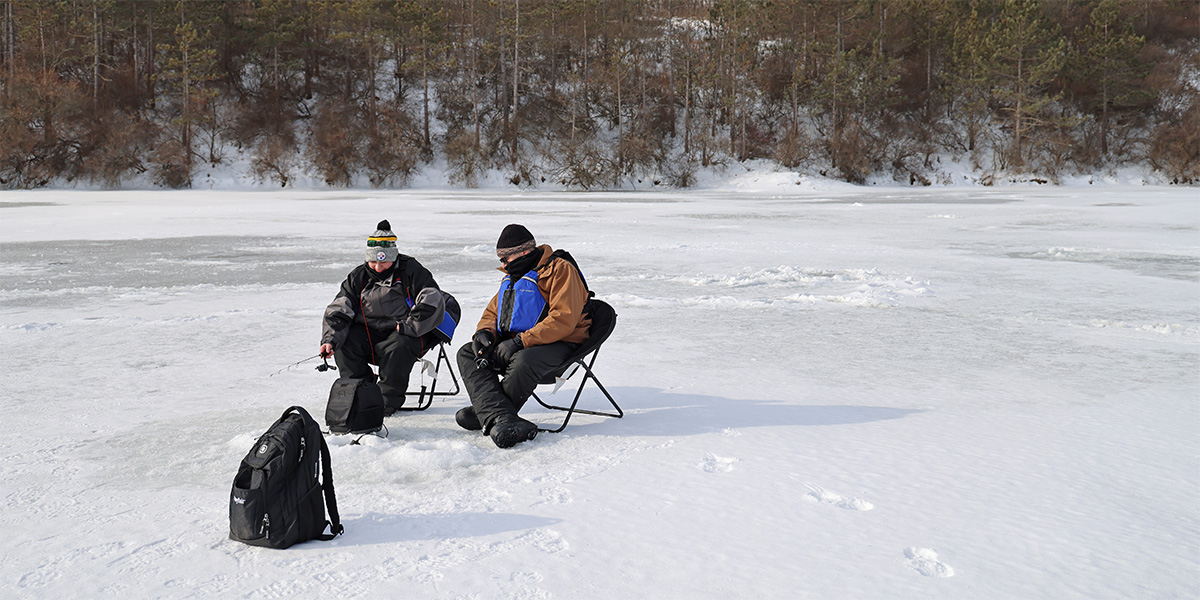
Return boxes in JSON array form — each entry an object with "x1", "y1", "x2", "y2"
[
  {"x1": 456, "y1": 340, "x2": 575, "y2": 433},
  {"x1": 335, "y1": 325, "x2": 433, "y2": 410}
]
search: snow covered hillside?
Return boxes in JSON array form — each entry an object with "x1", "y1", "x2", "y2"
[{"x1": 1, "y1": 185, "x2": 1196, "y2": 599}]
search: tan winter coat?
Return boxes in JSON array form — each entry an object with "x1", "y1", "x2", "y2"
[{"x1": 477, "y1": 245, "x2": 591, "y2": 347}]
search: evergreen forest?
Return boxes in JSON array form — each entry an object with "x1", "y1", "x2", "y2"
[{"x1": 0, "y1": 0, "x2": 1196, "y2": 189}]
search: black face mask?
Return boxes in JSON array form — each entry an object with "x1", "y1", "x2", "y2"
[
  {"x1": 366, "y1": 262, "x2": 395, "y2": 281},
  {"x1": 503, "y1": 250, "x2": 541, "y2": 277}
]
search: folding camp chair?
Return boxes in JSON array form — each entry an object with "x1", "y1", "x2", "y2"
[
  {"x1": 395, "y1": 342, "x2": 461, "y2": 411},
  {"x1": 531, "y1": 299, "x2": 621, "y2": 433}
]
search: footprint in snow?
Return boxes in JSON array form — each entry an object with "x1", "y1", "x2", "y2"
[
  {"x1": 699, "y1": 453, "x2": 737, "y2": 473},
  {"x1": 532, "y1": 486, "x2": 573, "y2": 506},
  {"x1": 905, "y1": 547, "x2": 955, "y2": 578},
  {"x1": 803, "y1": 484, "x2": 874, "y2": 511}
]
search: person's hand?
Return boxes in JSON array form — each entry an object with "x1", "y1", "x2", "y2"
[
  {"x1": 319, "y1": 343, "x2": 334, "y2": 358},
  {"x1": 496, "y1": 336, "x2": 523, "y2": 365},
  {"x1": 472, "y1": 330, "x2": 496, "y2": 358}
]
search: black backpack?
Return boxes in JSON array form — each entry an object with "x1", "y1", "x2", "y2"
[
  {"x1": 229, "y1": 406, "x2": 343, "y2": 548},
  {"x1": 325, "y1": 377, "x2": 384, "y2": 435}
]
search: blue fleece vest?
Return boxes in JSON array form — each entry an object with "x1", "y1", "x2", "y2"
[{"x1": 497, "y1": 271, "x2": 546, "y2": 334}]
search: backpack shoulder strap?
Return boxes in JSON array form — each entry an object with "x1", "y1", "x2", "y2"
[
  {"x1": 315, "y1": 431, "x2": 344, "y2": 539},
  {"x1": 283, "y1": 405, "x2": 313, "y2": 422},
  {"x1": 283, "y1": 405, "x2": 343, "y2": 539},
  {"x1": 543, "y1": 249, "x2": 593, "y2": 298}
]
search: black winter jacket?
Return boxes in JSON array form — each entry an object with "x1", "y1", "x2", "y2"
[{"x1": 321, "y1": 255, "x2": 444, "y2": 349}]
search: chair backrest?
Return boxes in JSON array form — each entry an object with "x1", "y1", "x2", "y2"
[{"x1": 543, "y1": 300, "x2": 617, "y2": 382}]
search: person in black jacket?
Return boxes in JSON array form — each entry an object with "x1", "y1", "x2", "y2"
[{"x1": 320, "y1": 220, "x2": 446, "y2": 415}]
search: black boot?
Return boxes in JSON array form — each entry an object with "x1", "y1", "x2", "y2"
[
  {"x1": 489, "y1": 416, "x2": 538, "y2": 448},
  {"x1": 383, "y1": 395, "x2": 405, "y2": 417},
  {"x1": 455, "y1": 406, "x2": 482, "y2": 431}
]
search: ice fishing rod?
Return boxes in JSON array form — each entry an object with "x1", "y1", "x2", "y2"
[{"x1": 269, "y1": 354, "x2": 337, "y2": 377}]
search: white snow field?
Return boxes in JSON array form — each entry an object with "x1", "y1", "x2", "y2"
[{"x1": 1, "y1": 185, "x2": 1197, "y2": 599}]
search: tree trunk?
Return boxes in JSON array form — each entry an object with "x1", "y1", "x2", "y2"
[
  {"x1": 582, "y1": 19, "x2": 588, "y2": 132},
  {"x1": 1015, "y1": 54, "x2": 1024, "y2": 168},
  {"x1": 183, "y1": 48, "x2": 192, "y2": 169},
  {"x1": 4, "y1": 1, "x2": 13, "y2": 96},
  {"x1": 499, "y1": 1, "x2": 508, "y2": 144},
  {"x1": 548, "y1": 8, "x2": 557, "y2": 99},
  {"x1": 133, "y1": 5, "x2": 140, "y2": 103},
  {"x1": 148, "y1": 6, "x2": 155, "y2": 109},
  {"x1": 616, "y1": 57, "x2": 623, "y2": 176},
  {"x1": 270, "y1": 9, "x2": 279, "y2": 91},
  {"x1": 684, "y1": 51, "x2": 691, "y2": 155},
  {"x1": 92, "y1": 0, "x2": 100, "y2": 110},
  {"x1": 510, "y1": 0, "x2": 520, "y2": 168},
  {"x1": 303, "y1": 26, "x2": 313, "y2": 100},
  {"x1": 470, "y1": 0, "x2": 479, "y2": 148},
  {"x1": 667, "y1": 1, "x2": 676, "y2": 137},
  {"x1": 1101, "y1": 80, "x2": 1109, "y2": 156},
  {"x1": 366, "y1": 18, "x2": 376, "y2": 135},
  {"x1": 39, "y1": 6, "x2": 46, "y2": 73},
  {"x1": 422, "y1": 38, "x2": 430, "y2": 150},
  {"x1": 832, "y1": 7, "x2": 843, "y2": 168},
  {"x1": 1100, "y1": 20, "x2": 1110, "y2": 157}
]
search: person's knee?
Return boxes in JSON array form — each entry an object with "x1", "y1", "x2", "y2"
[
  {"x1": 505, "y1": 350, "x2": 535, "y2": 375},
  {"x1": 501, "y1": 358, "x2": 540, "y2": 395},
  {"x1": 456, "y1": 343, "x2": 476, "y2": 369},
  {"x1": 507, "y1": 346, "x2": 562, "y2": 379},
  {"x1": 387, "y1": 333, "x2": 424, "y2": 358}
]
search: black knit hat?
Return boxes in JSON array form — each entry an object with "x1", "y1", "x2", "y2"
[{"x1": 496, "y1": 224, "x2": 535, "y2": 253}]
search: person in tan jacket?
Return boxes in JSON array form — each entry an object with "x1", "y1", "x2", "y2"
[{"x1": 455, "y1": 224, "x2": 591, "y2": 448}]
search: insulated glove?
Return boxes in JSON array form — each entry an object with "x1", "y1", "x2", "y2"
[
  {"x1": 472, "y1": 330, "x2": 497, "y2": 368},
  {"x1": 495, "y1": 336, "x2": 523, "y2": 366}
]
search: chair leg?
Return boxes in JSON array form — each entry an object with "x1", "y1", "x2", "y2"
[
  {"x1": 434, "y1": 343, "x2": 462, "y2": 397},
  {"x1": 532, "y1": 351, "x2": 622, "y2": 433},
  {"x1": 397, "y1": 344, "x2": 460, "y2": 412}
]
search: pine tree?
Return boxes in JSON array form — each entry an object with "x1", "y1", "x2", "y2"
[
  {"x1": 155, "y1": 1, "x2": 218, "y2": 185},
  {"x1": 981, "y1": 0, "x2": 1067, "y2": 170},
  {"x1": 1072, "y1": 0, "x2": 1152, "y2": 158},
  {"x1": 943, "y1": 3, "x2": 991, "y2": 161},
  {"x1": 395, "y1": 0, "x2": 447, "y2": 156}
]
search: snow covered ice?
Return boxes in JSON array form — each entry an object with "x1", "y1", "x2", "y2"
[{"x1": 1, "y1": 185, "x2": 1197, "y2": 599}]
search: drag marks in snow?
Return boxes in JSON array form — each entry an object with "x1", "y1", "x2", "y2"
[
  {"x1": 1081, "y1": 318, "x2": 1197, "y2": 337},
  {"x1": 2, "y1": 321, "x2": 60, "y2": 331},
  {"x1": 618, "y1": 266, "x2": 933, "y2": 309},
  {"x1": 905, "y1": 547, "x2": 955, "y2": 578},
  {"x1": 1010, "y1": 246, "x2": 1199, "y2": 281}
]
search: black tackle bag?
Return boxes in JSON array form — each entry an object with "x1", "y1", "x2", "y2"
[
  {"x1": 229, "y1": 406, "x2": 343, "y2": 549},
  {"x1": 325, "y1": 377, "x2": 385, "y2": 435}
]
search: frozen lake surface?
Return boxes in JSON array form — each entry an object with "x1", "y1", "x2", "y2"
[{"x1": 1, "y1": 186, "x2": 1197, "y2": 599}]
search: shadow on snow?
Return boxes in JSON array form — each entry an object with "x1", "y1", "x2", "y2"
[
  {"x1": 330, "y1": 511, "x2": 562, "y2": 547},
  {"x1": 520, "y1": 386, "x2": 923, "y2": 437}
]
